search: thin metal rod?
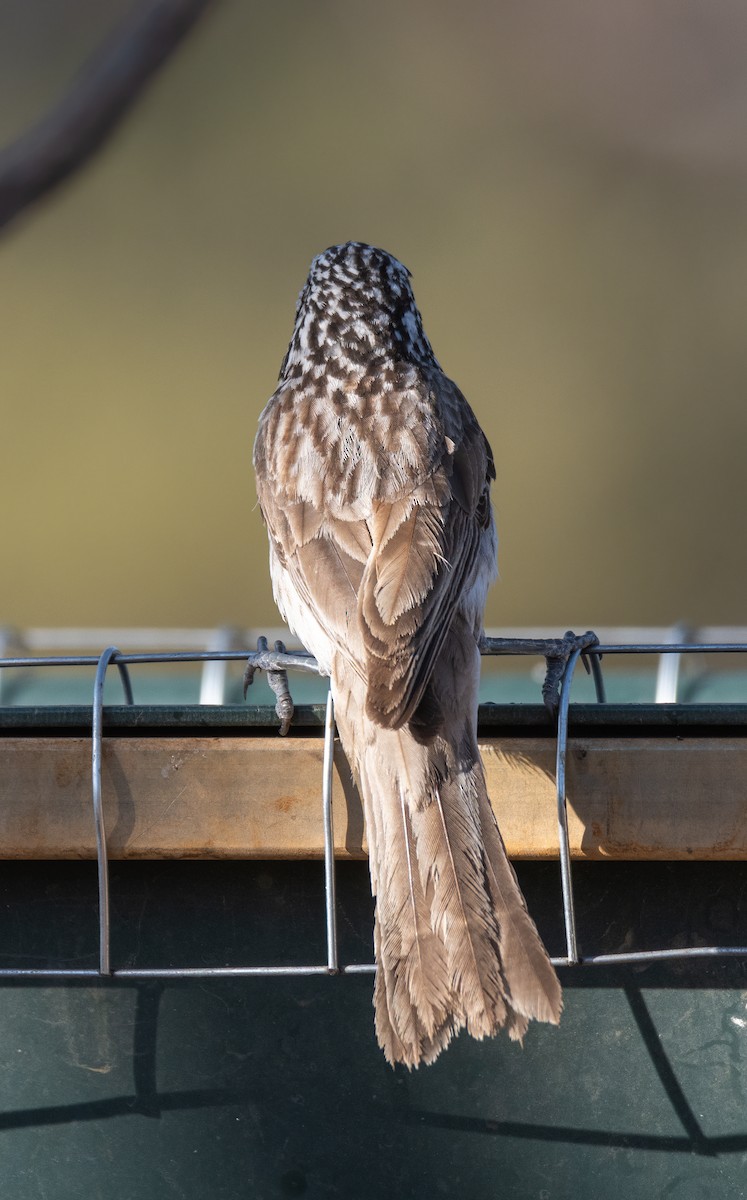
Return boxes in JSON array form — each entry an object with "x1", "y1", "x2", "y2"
[
  {"x1": 589, "y1": 643, "x2": 747, "y2": 655},
  {"x1": 482, "y1": 642, "x2": 747, "y2": 657},
  {"x1": 2, "y1": 640, "x2": 746, "y2": 673},
  {"x1": 0, "y1": 969, "x2": 103, "y2": 978},
  {"x1": 92, "y1": 646, "x2": 124, "y2": 976},
  {"x1": 577, "y1": 946, "x2": 747, "y2": 966},
  {"x1": 0, "y1": 966, "x2": 334, "y2": 979},
  {"x1": 5, "y1": 945, "x2": 747, "y2": 979},
  {"x1": 1, "y1": 655, "x2": 109, "y2": 668},
  {"x1": 548, "y1": 946, "x2": 747, "y2": 967},
  {"x1": 589, "y1": 654, "x2": 606, "y2": 703},
  {"x1": 555, "y1": 646, "x2": 584, "y2": 964},
  {"x1": 90, "y1": 648, "x2": 134, "y2": 977},
  {"x1": 113, "y1": 965, "x2": 333, "y2": 978},
  {"x1": 322, "y1": 690, "x2": 339, "y2": 972},
  {"x1": 116, "y1": 661, "x2": 134, "y2": 705},
  {"x1": 0, "y1": 650, "x2": 321, "y2": 670}
]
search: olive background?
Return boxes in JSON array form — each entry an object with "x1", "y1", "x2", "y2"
[{"x1": 3, "y1": 0, "x2": 747, "y2": 632}]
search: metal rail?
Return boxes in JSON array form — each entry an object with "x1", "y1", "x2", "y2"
[{"x1": 0, "y1": 634, "x2": 746, "y2": 979}]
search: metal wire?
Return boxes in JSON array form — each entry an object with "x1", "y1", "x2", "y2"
[
  {"x1": 0, "y1": 634, "x2": 746, "y2": 978},
  {"x1": 0, "y1": 650, "x2": 318, "y2": 669},
  {"x1": 3, "y1": 640, "x2": 747, "y2": 672},
  {"x1": 0, "y1": 964, "x2": 379, "y2": 979},
  {"x1": 91, "y1": 647, "x2": 134, "y2": 975},
  {"x1": 554, "y1": 645, "x2": 584, "y2": 963},
  {"x1": 589, "y1": 654, "x2": 606, "y2": 703},
  {"x1": 322, "y1": 689, "x2": 339, "y2": 973},
  {"x1": 592, "y1": 643, "x2": 747, "y2": 654}
]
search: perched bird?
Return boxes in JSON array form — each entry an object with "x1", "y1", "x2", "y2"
[{"x1": 253, "y1": 242, "x2": 561, "y2": 1066}]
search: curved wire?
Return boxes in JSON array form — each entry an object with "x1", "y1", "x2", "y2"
[
  {"x1": 91, "y1": 646, "x2": 133, "y2": 975},
  {"x1": 555, "y1": 645, "x2": 585, "y2": 963}
]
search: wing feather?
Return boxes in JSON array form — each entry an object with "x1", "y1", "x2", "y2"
[
  {"x1": 258, "y1": 491, "x2": 369, "y2": 675},
  {"x1": 255, "y1": 372, "x2": 494, "y2": 729},
  {"x1": 360, "y1": 433, "x2": 489, "y2": 730}
]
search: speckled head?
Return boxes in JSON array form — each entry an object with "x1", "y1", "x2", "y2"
[{"x1": 279, "y1": 242, "x2": 439, "y2": 379}]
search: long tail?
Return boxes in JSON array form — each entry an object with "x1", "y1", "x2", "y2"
[{"x1": 332, "y1": 672, "x2": 562, "y2": 1068}]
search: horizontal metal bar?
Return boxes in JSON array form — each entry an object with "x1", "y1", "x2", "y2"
[
  {"x1": 0, "y1": 650, "x2": 321, "y2": 670},
  {"x1": 112, "y1": 965, "x2": 335, "y2": 978},
  {"x1": 0, "y1": 657, "x2": 106, "y2": 669},
  {"x1": 1, "y1": 638, "x2": 747, "y2": 676},
  {"x1": 0, "y1": 969, "x2": 102, "y2": 979},
  {"x1": 119, "y1": 650, "x2": 321, "y2": 670},
  {"x1": 0, "y1": 946, "x2": 746, "y2": 981},
  {"x1": 480, "y1": 642, "x2": 747, "y2": 657},
  {"x1": 590, "y1": 644, "x2": 747, "y2": 655},
  {"x1": 2, "y1": 641, "x2": 746, "y2": 674},
  {"x1": 0, "y1": 965, "x2": 335, "y2": 979},
  {"x1": 574, "y1": 946, "x2": 747, "y2": 966},
  {"x1": 116, "y1": 964, "x2": 377, "y2": 978}
]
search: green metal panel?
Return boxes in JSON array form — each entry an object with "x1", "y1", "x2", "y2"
[
  {"x1": 0, "y1": 859, "x2": 746, "y2": 1197},
  {"x1": 2, "y1": 700, "x2": 747, "y2": 734},
  {"x1": 1, "y1": 675, "x2": 745, "y2": 1195}
]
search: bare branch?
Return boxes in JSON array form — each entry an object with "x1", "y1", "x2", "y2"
[{"x1": 0, "y1": 0, "x2": 216, "y2": 234}]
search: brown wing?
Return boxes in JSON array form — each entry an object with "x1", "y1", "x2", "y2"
[
  {"x1": 359, "y1": 428, "x2": 491, "y2": 730},
  {"x1": 254, "y1": 373, "x2": 494, "y2": 721},
  {"x1": 257, "y1": 489, "x2": 373, "y2": 678}
]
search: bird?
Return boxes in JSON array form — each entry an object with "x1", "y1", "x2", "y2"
[{"x1": 253, "y1": 241, "x2": 562, "y2": 1067}]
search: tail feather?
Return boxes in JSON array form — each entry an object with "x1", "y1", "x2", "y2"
[
  {"x1": 475, "y1": 780, "x2": 563, "y2": 1027},
  {"x1": 372, "y1": 917, "x2": 457, "y2": 1068},
  {"x1": 356, "y1": 736, "x2": 456, "y2": 1064},
  {"x1": 333, "y1": 672, "x2": 561, "y2": 1068},
  {"x1": 408, "y1": 762, "x2": 511, "y2": 1040}
]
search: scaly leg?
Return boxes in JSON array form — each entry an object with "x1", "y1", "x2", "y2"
[{"x1": 243, "y1": 636, "x2": 295, "y2": 735}]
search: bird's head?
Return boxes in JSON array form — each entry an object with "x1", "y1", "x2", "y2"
[{"x1": 280, "y1": 241, "x2": 438, "y2": 379}]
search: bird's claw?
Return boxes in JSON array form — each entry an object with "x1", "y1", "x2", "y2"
[
  {"x1": 243, "y1": 636, "x2": 295, "y2": 736},
  {"x1": 542, "y1": 630, "x2": 599, "y2": 717}
]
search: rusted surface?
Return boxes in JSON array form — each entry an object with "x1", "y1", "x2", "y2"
[{"x1": 0, "y1": 735, "x2": 745, "y2": 860}]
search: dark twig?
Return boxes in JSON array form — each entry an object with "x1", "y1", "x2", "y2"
[{"x1": 0, "y1": 0, "x2": 216, "y2": 234}]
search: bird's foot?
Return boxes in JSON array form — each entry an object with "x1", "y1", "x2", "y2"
[
  {"x1": 541, "y1": 630, "x2": 599, "y2": 716},
  {"x1": 243, "y1": 636, "x2": 295, "y2": 736}
]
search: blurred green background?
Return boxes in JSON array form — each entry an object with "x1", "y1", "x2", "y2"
[{"x1": 2, "y1": 0, "x2": 747, "y2": 632}]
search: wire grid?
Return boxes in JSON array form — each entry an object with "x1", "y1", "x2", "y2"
[{"x1": 0, "y1": 636, "x2": 746, "y2": 980}]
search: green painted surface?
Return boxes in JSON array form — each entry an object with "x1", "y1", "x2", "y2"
[
  {"x1": 0, "y1": 861, "x2": 746, "y2": 1197},
  {"x1": 2, "y1": 702, "x2": 747, "y2": 736}
]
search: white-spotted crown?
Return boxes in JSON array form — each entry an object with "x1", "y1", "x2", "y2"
[{"x1": 279, "y1": 242, "x2": 439, "y2": 380}]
